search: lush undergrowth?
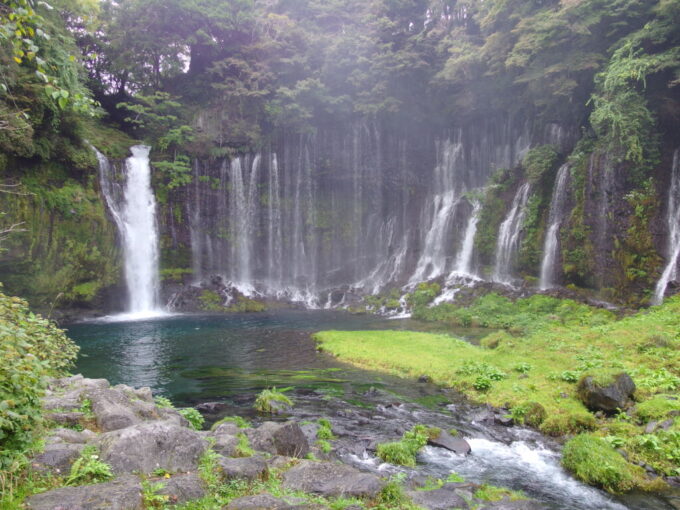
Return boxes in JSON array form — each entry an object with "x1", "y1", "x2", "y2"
[
  {"x1": 0, "y1": 287, "x2": 78, "y2": 496},
  {"x1": 315, "y1": 295, "x2": 680, "y2": 492}
]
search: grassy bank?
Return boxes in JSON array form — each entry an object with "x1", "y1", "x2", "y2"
[{"x1": 315, "y1": 295, "x2": 680, "y2": 493}]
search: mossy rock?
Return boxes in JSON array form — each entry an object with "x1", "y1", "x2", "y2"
[
  {"x1": 524, "y1": 402, "x2": 547, "y2": 428},
  {"x1": 634, "y1": 396, "x2": 680, "y2": 424},
  {"x1": 577, "y1": 371, "x2": 636, "y2": 414},
  {"x1": 539, "y1": 410, "x2": 597, "y2": 437}
]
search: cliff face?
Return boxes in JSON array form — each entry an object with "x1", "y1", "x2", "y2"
[{"x1": 150, "y1": 113, "x2": 680, "y2": 307}]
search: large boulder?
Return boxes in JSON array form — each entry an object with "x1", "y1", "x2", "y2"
[
  {"x1": 219, "y1": 456, "x2": 268, "y2": 480},
  {"x1": 282, "y1": 460, "x2": 384, "y2": 498},
  {"x1": 407, "y1": 488, "x2": 469, "y2": 509},
  {"x1": 30, "y1": 443, "x2": 84, "y2": 476},
  {"x1": 226, "y1": 493, "x2": 290, "y2": 510},
  {"x1": 427, "y1": 431, "x2": 471, "y2": 456},
  {"x1": 25, "y1": 475, "x2": 142, "y2": 510},
  {"x1": 98, "y1": 421, "x2": 207, "y2": 474},
  {"x1": 577, "y1": 372, "x2": 636, "y2": 414},
  {"x1": 157, "y1": 473, "x2": 206, "y2": 505},
  {"x1": 246, "y1": 422, "x2": 309, "y2": 457}
]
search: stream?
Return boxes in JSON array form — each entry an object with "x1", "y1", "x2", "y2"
[{"x1": 66, "y1": 310, "x2": 678, "y2": 510}]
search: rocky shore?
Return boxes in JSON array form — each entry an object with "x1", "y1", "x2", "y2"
[{"x1": 26, "y1": 375, "x2": 546, "y2": 510}]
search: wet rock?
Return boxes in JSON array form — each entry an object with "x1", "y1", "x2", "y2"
[
  {"x1": 219, "y1": 456, "x2": 268, "y2": 480},
  {"x1": 282, "y1": 460, "x2": 383, "y2": 498},
  {"x1": 30, "y1": 443, "x2": 84, "y2": 476},
  {"x1": 227, "y1": 493, "x2": 289, "y2": 510},
  {"x1": 98, "y1": 420, "x2": 207, "y2": 474},
  {"x1": 195, "y1": 401, "x2": 227, "y2": 413},
  {"x1": 418, "y1": 375, "x2": 433, "y2": 383},
  {"x1": 246, "y1": 422, "x2": 280, "y2": 454},
  {"x1": 427, "y1": 431, "x2": 471, "y2": 456},
  {"x1": 577, "y1": 372, "x2": 635, "y2": 414},
  {"x1": 406, "y1": 488, "x2": 469, "y2": 509},
  {"x1": 25, "y1": 475, "x2": 142, "y2": 510},
  {"x1": 272, "y1": 422, "x2": 310, "y2": 458},
  {"x1": 157, "y1": 473, "x2": 206, "y2": 505}
]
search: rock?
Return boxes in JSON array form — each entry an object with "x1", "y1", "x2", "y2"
[
  {"x1": 418, "y1": 375, "x2": 433, "y2": 383},
  {"x1": 267, "y1": 455, "x2": 295, "y2": 470},
  {"x1": 25, "y1": 475, "x2": 143, "y2": 510},
  {"x1": 45, "y1": 412, "x2": 84, "y2": 427},
  {"x1": 227, "y1": 493, "x2": 290, "y2": 510},
  {"x1": 660, "y1": 418, "x2": 674, "y2": 431},
  {"x1": 87, "y1": 387, "x2": 142, "y2": 432},
  {"x1": 48, "y1": 428, "x2": 96, "y2": 445},
  {"x1": 577, "y1": 372, "x2": 636, "y2": 414},
  {"x1": 30, "y1": 443, "x2": 84, "y2": 476},
  {"x1": 282, "y1": 460, "x2": 384, "y2": 498},
  {"x1": 479, "y1": 499, "x2": 546, "y2": 509},
  {"x1": 272, "y1": 422, "x2": 310, "y2": 458},
  {"x1": 495, "y1": 415, "x2": 514, "y2": 426},
  {"x1": 246, "y1": 422, "x2": 280, "y2": 454},
  {"x1": 157, "y1": 473, "x2": 206, "y2": 505},
  {"x1": 98, "y1": 421, "x2": 207, "y2": 474},
  {"x1": 428, "y1": 431, "x2": 471, "y2": 455},
  {"x1": 406, "y1": 488, "x2": 469, "y2": 509},
  {"x1": 212, "y1": 422, "x2": 241, "y2": 436},
  {"x1": 213, "y1": 433, "x2": 239, "y2": 457},
  {"x1": 219, "y1": 456, "x2": 268, "y2": 481},
  {"x1": 645, "y1": 421, "x2": 658, "y2": 434}
]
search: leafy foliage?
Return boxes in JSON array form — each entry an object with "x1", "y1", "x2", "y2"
[
  {"x1": 0, "y1": 287, "x2": 78, "y2": 468},
  {"x1": 253, "y1": 387, "x2": 293, "y2": 413}
]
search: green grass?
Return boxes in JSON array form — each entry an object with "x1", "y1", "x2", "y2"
[
  {"x1": 253, "y1": 387, "x2": 293, "y2": 413},
  {"x1": 315, "y1": 295, "x2": 680, "y2": 492}
]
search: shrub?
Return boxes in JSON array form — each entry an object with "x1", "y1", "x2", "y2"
[
  {"x1": 179, "y1": 408, "x2": 205, "y2": 430},
  {"x1": 65, "y1": 445, "x2": 114, "y2": 486},
  {"x1": 562, "y1": 434, "x2": 644, "y2": 493},
  {"x1": 253, "y1": 387, "x2": 293, "y2": 413},
  {"x1": 317, "y1": 418, "x2": 336, "y2": 440},
  {"x1": 0, "y1": 289, "x2": 79, "y2": 468},
  {"x1": 376, "y1": 425, "x2": 434, "y2": 467}
]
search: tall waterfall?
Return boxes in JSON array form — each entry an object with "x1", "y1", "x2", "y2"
[
  {"x1": 493, "y1": 183, "x2": 531, "y2": 284},
  {"x1": 539, "y1": 164, "x2": 571, "y2": 290},
  {"x1": 410, "y1": 138, "x2": 465, "y2": 283},
  {"x1": 97, "y1": 146, "x2": 162, "y2": 316},
  {"x1": 653, "y1": 150, "x2": 680, "y2": 304},
  {"x1": 452, "y1": 199, "x2": 481, "y2": 277}
]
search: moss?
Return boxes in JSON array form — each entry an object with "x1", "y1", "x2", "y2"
[
  {"x1": 406, "y1": 282, "x2": 441, "y2": 307},
  {"x1": 539, "y1": 410, "x2": 597, "y2": 436},
  {"x1": 376, "y1": 425, "x2": 435, "y2": 467},
  {"x1": 199, "y1": 290, "x2": 225, "y2": 311},
  {"x1": 226, "y1": 297, "x2": 267, "y2": 313},
  {"x1": 474, "y1": 484, "x2": 526, "y2": 502},
  {"x1": 634, "y1": 396, "x2": 680, "y2": 424},
  {"x1": 561, "y1": 434, "x2": 646, "y2": 493}
]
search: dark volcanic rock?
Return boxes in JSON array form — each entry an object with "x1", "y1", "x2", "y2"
[
  {"x1": 272, "y1": 422, "x2": 310, "y2": 458},
  {"x1": 577, "y1": 372, "x2": 635, "y2": 414},
  {"x1": 98, "y1": 420, "x2": 207, "y2": 474},
  {"x1": 25, "y1": 475, "x2": 143, "y2": 510},
  {"x1": 157, "y1": 473, "x2": 206, "y2": 505},
  {"x1": 30, "y1": 443, "x2": 84, "y2": 476},
  {"x1": 219, "y1": 456, "x2": 268, "y2": 480},
  {"x1": 226, "y1": 493, "x2": 290, "y2": 510},
  {"x1": 428, "y1": 431, "x2": 471, "y2": 455},
  {"x1": 407, "y1": 488, "x2": 469, "y2": 509},
  {"x1": 282, "y1": 460, "x2": 383, "y2": 498}
]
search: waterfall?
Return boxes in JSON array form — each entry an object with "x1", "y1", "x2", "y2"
[
  {"x1": 653, "y1": 150, "x2": 680, "y2": 304},
  {"x1": 267, "y1": 154, "x2": 283, "y2": 288},
  {"x1": 452, "y1": 199, "x2": 481, "y2": 277},
  {"x1": 539, "y1": 164, "x2": 571, "y2": 290},
  {"x1": 96, "y1": 146, "x2": 162, "y2": 316},
  {"x1": 229, "y1": 155, "x2": 260, "y2": 291},
  {"x1": 410, "y1": 138, "x2": 465, "y2": 283},
  {"x1": 493, "y1": 183, "x2": 531, "y2": 284}
]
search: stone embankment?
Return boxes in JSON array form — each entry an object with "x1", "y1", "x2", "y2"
[{"x1": 26, "y1": 375, "x2": 545, "y2": 510}]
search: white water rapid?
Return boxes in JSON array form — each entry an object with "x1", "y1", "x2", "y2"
[
  {"x1": 539, "y1": 164, "x2": 571, "y2": 290},
  {"x1": 653, "y1": 149, "x2": 680, "y2": 304},
  {"x1": 493, "y1": 182, "x2": 531, "y2": 284},
  {"x1": 96, "y1": 146, "x2": 164, "y2": 319}
]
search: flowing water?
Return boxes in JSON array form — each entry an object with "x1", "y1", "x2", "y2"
[
  {"x1": 452, "y1": 199, "x2": 481, "y2": 277},
  {"x1": 97, "y1": 146, "x2": 163, "y2": 318},
  {"x1": 66, "y1": 312, "x2": 676, "y2": 510},
  {"x1": 653, "y1": 149, "x2": 680, "y2": 304},
  {"x1": 539, "y1": 164, "x2": 571, "y2": 290},
  {"x1": 493, "y1": 183, "x2": 531, "y2": 284}
]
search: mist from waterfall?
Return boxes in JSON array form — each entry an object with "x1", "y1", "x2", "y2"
[
  {"x1": 539, "y1": 164, "x2": 571, "y2": 290},
  {"x1": 653, "y1": 150, "x2": 680, "y2": 304}
]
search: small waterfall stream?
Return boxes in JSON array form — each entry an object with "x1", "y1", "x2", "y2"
[
  {"x1": 96, "y1": 146, "x2": 163, "y2": 317},
  {"x1": 539, "y1": 164, "x2": 571, "y2": 290},
  {"x1": 653, "y1": 149, "x2": 680, "y2": 304},
  {"x1": 493, "y1": 183, "x2": 531, "y2": 284},
  {"x1": 452, "y1": 199, "x2": 481, "y2": 277}
]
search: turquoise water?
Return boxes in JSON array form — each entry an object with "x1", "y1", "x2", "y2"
[{"x1": 66, "y1": 310, "x2": 454, "y2": 405}]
